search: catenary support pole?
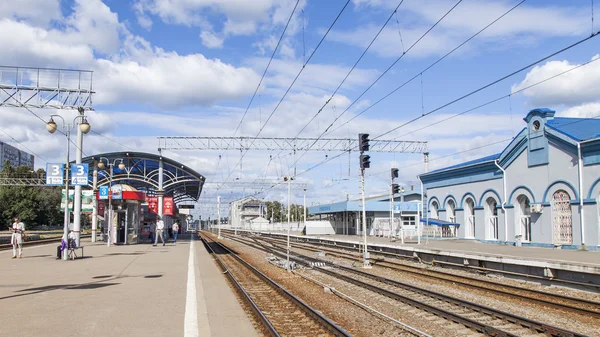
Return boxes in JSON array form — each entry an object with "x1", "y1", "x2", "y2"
[
  {"x1": 217, "y1": 196, "x2": 222, "y2": 239},
  {"x1": 287, "y1": 177, "x2": 291, "y2": 271},
  {"x1": 361, "y1": 168, "x2": 370, "y2": 268}
]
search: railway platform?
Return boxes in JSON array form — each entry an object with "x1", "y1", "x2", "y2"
[
  {"x1": 0, "y1": 235, "x2": 258, "y2": 337},
  {"x1": 235, "y1": 230, "x2": 600, "y2": 289}
]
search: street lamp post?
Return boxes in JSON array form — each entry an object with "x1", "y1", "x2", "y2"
[
  {"x1": 46, "y1": 113, "x2": 90, "y2": 260},
  {"x1": 217, "y1": 196, "x2": 222, "y2": 239},
  {"x1": 96, "y1": 158, "x2": 125, "y2": 247}
]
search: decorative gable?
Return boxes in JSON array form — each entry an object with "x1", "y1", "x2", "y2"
[{"x1": 523, "y1": 108, "x2": 555, "y2": 167}]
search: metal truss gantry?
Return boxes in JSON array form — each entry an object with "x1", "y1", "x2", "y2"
[
  {"x1": 0, "y1": 66, "x2": 94, "y2": 110},
  {"x1": 203, "y1": 181, "x2": 309, "y2": 189},
  {"x1": 158, "y1": 136, "x2": 428, "y2": 153}
]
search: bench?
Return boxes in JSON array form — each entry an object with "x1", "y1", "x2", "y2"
[{"x1": 67, "y1": 246, "x2": 84, "y2": 260}]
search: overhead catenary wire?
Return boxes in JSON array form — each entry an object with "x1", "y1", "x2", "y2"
[
  {"x1": 324, "y1": 0, "x2": 527, "y2": 136},
  {"x1": 213, "y1": 0, "x2": 352, "y2": 195},
  {"x1": 231, "y1": 0, "x2": 301, "y2": 138},
  {"x1": 373, "y1": 29, "x2": 600, "y2": 140},
  {"x1": 270, "y1": 53, "x2": 600, "y2": 194},
  {"x1": 287, "y1": 0, "x2": 470, "y2": 175},
  {"x1": 391, "y1": 55, "x2": 600, "y2": 141},
  {"x1": 293, "y1": 0, "x2": 407, "y2": 138},
  {"x1": 0, "y1": 127, "x2": 49, "y2": 163}
]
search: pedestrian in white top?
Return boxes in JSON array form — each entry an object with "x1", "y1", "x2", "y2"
[
  {"x1": 172, "y1": 222, "x2": 179, "y2": 244},
  {"x1": 153, "y1": 216, "x2": 165, "y2": 246},
  {"x1": 10, "y1": 216, "x2": 25, "y2": 259}
]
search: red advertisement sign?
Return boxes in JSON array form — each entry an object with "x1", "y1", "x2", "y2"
[
  {"x1": 98, "y1": 201, "x2": 105, "y2": 216},
  {"x1": 147, "y1": 197, "x2": 159, "y2": 215},
  {"x1": 163, "y1": 196, "x2": 174, "y2": 216}
]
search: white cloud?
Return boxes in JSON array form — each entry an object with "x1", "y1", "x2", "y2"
[
  {"x1": 559, "y1": 103, "x2": 600, "y2": 119},
  {"x1": 512, "y1": 54, "x2": 600, "y2": 107},
  {"x1": 134, "y1": 0, "x2": 306, "y2": 49},
  {"x1": 0, "y1": 0, "x2": 61, "y2": 27},
  {"x1": 336, "y1": 1, "x2": 589, "y2": 58},
  {"x1": 200, "y1": 30, "x2": 224, "y2": 49}
]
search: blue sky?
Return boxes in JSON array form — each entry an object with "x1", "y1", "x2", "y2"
[{"x1": 1, "y1": 0, "x2": 599, "y2": 215}]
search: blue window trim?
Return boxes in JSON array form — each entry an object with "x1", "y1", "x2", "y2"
[
  {"x1": 587, "y1": 176, "x2": 600, "y2": 199},
  {"x1": 443, "y1": 194, "x2": 457, "y2": 210},
  {"x1": 478, "y1": 188, "x2": 503, "y2": 207},
  {"x1": 508, "y1": 185, "x2": 537, "y2": 204},
  {"x1": 459, "y1": 192, "x2": 476, "y2": 209},
  {"x1": 428, "y1": 196, "x2": 441, "y2": 210},
  {"x1": 541, "y1": 179, "x2": 579, "y2": 203}
]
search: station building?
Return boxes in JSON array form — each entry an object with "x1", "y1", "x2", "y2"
[
  {"x1": 307, "y1": 190, "x2": 422, "y2": 236},
  {"x1": 229, "y1": 196, "x2": 268, "y2": 229},
  {"x1": 419, "y1": 108, "x2": 600, "y2": 249}
]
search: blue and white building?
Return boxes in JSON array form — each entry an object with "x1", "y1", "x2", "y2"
[
  {"x1": 419, "y1": 108, "x2": 600, "y2": 248},
  {"x1": 308, "y1": 190, "x2": 422, "y2": 236}
]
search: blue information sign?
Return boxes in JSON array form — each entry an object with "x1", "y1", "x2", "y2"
[
  {"x1": 99, "y1": 186, "x2": 109, "y2": 200},
  {"x1": 46, "y1": 163, "x2": 64, "y2": 186},
  {"x1": 71, "y1": 163, "x2": 89, "y2": 186}
]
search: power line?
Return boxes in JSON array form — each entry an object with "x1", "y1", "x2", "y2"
[
  {"x1": 0, "y1": 127, "x2": 49, "y2": 163},
  {"x1": 324, "y1": 0, "x2": 527, "y2": 136},
  {"x1": 214, "y1": 0, "x2": 352, "y2": 194},
  {"x1": 287, "y1": 0, "x2": 467, "y2": 175},
  {"x1": 392, "y1": 55, "x2": 600, "y2": 141},
  {"x1": 293, "y1": 0, "x2": 407, "y2": 138},
  {"x1": 374, "y1": 30, "x2": 600, "y2": 140},
  {"x1": 231, "y1": 0, "x2": 301, "y2": 138}
]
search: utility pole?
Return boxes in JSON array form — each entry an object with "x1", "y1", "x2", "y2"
[
  {"x1": 217, "y1": 196, "x2": 222, "y2": 239},
  {"x1": 391, "y1": 168, "x2": 399, "y2": 241},
  {"x1": 284, "y1": 175, "x2": 293, "y2": 271},
  {"x1": 358, "y1": 133, "x2": 371, "y2": 268},
  {"x1": 303, "y1": 189, "x2": 307, "y2": 228}
]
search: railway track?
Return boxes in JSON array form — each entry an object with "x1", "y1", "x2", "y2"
[
  {"x1": 221, "y1": 232, "x2": 589, "y2": 337},
  {"x1": 198, "y1": 232, "x2": 351, "y2": 337},
  {"x1": 252, "y1": 234, "x2": 600, "y2": 319}
]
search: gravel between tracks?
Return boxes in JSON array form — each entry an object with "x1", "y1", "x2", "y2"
[
  {"x1": 283, "y1": 241, "x2": 600, "y2": 337},
  {"x1": 211, "y1": 233, "x2": 436, "y2": 337}
]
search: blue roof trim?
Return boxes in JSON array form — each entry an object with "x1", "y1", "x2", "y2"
[
  {"x1": 546, "y1": 117, "x2": 600, "y2": 142},
  {"x1": 423, "y1": 153, "x2": 500, "y2": 176},
  {"x1": 523, "y1": 108, "x2": 555, "y2": 123},
  {"x1": 420, "y1": 218, "x2": 460, "y2": 226}
]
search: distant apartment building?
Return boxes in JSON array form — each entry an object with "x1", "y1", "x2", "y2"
[{"x1": 0, "y1": 142, "x2": 34, "y2": 171}]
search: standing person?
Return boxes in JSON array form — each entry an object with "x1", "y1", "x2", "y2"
[
  {"x1": 149, "y1": 221, "x2": 156, "y2": 243},
  {"x1": 172, "y1": 221, "x2": 179, "y2": 244},
  {"x1": 153, "y1": 215, "x2": 165, "y2": 246},
  {"x1": 10, "y1": 216, "x2": 25, "y2": 259}
]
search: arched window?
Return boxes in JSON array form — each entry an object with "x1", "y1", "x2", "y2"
[
  {"x1": 552, "y1": 190, "x2": 572, "y2": 245},
  {"x1": 446, "y1": 199, "x2": 456, "y2": 223},
  {"x1": 464, "y1": 198, "x2": 475, "y2": 238},
  {"x1": 485, "y1": 197, "x2": 498, "y2": 240},
  {"x1": 430, "y1": 201, "x2": 439, "y2": 219},
  {"x1": 516, "y1": 195, "x2": 531, "y2": 242}
]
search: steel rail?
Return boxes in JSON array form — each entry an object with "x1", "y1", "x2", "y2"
[
  {"x1": 257, "y1": 234, "x2": 600, "y2": 318},
  {"x1": 199, "y1": 231, "x2": 352, "y2": 337},
  {"x1": 255, "y1": 230, "x2": 600, "y2": 291},
  {"x1": 199, "y1": 233, "x2": 279, "y2": 337},
  {"x1": 230, "y1": 232, "x2": 588, "y2": 337}
]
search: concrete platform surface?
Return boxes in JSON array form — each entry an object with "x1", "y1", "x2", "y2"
[{"x1": 0, "y1": 236, "x2": 258, "y2": 337}]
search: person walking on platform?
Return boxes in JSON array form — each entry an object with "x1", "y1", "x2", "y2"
[
  {"x1": 153, "y1": 216, "x2": 165, "y2": 246},
  {"x1": 10, "y1": 216, "x2": 25, "y2": 259},
  {"x1": 172, "y1": 221, "x2": 179, "y2": 244}
]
